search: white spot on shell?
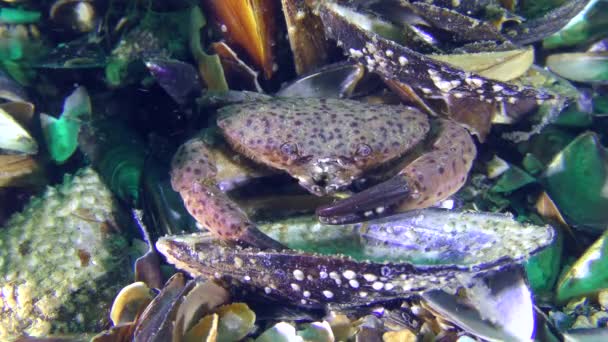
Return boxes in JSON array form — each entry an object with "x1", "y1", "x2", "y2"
[
  {"x1": 465, "y1": 77, "x2": 484, "y2": 88},
  {"x1": 398, "y1": 56, "x2": 408, "y2": 66},
  {"x1": 372, "y1": 282, "x2": 384, "y2": 291},
  {"x1": 293, "y1": 269, "x2": 305, "y2": 281},
  {"x1": 363, "y1": 274, "x2": 378, "y2": 282},
  {"x1": 365, "y1": 42, "x2": 377, "y2": 54},
  {"x1": 323, "y1": 290, "x2": 334, "y2": 298},
  {"x1": 291, "y1": 283, "x2": 301, "y2": 291},
  {"x1": 349, "y1": 280, "x2": 360, "y2": 288},
  {"x1": 319, "y1": 271, "x2": 328, "y2": 279},
  {"x1": 342, "y1": 270, "x2": 356, "y2": 280},
  {"x1": 349, "y1": 48, "x2": 363, "y2": 58},
  {"x1": 264, "y1": 286, "x2": 272, "y2": 294},
  {"x1": 303, "y1": 290, "x2": 311, "y2": 298}
]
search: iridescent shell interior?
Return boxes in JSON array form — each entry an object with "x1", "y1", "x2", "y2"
[{"x1": 259, "y1": 209, "x2": 555, "y2": 267}]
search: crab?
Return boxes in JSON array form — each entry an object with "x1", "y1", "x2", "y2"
[
  {"x1": 164, "y1": 0, "x2": 584, "y2": 249},
  {"x1": 170, "y1": 96, "x2": 476, "y2": 249}
]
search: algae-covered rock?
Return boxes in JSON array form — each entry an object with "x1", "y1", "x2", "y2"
[{"x1": 0, "y1": 167, "x2": 132, "y2": 339}]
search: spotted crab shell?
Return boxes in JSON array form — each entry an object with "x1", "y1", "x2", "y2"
[{"x1": 157, "y1": 209, "x2": 554, "y2": 307}]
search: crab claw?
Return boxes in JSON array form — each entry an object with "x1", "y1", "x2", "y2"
[
  {"x1": 318, "y1": 120, "x2": 476, "y2": 224},
  {"x1": 316, "y1": 174, "x2": 412, "y2": 224},
  {"x1": 171, "y1": 138, "x2": 284, "y2": 250}
]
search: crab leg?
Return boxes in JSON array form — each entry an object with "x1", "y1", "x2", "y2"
[
  {"x1": 171, "y1": 138, "x2": 284, "y2": 249},
  {"x1": 317, "y1": 119, "x2": 476, "y2": 224}
]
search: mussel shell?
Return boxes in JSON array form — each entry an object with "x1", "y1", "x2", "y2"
[
  {"x1": 276, "y1": 61, "x2": 371, "y2": 99},
  {"x1": 157, "y1": 210, "x2": 554, "y2": 307},
  {"x1": 317, "y1": 1, "x2": 552, "y2": 104},
  {"x1": 145, "y1": 58, "x2": 202, "y2": 105},
  {"x1": 546, "y1": 52, "x2": 608, "y2": 84},
  {"x1": 0, "y1": 69, "x2": 28, "y2": 102},
  {"x1": 0, "y1": 107, "x2": 37, "y2": 155},
  {"x1": 49, "y1": 0, "x2": 97, "y2": 34}
]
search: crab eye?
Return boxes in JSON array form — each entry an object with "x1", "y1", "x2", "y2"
[
  {"x1": 280, "y1": 142, "x2": 299, "y2": 157},
  {"x1": 355, "y1": 143, "x2": 372, "y2": 157}
]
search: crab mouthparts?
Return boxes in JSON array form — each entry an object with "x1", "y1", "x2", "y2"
[{"x1": 299, "y1": 160, "x2": 354, "y2": 196}]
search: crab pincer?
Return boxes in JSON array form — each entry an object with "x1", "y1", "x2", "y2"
[
  {"x1": 170, "y1": 138, "x2": 284, "y2": 250},
  {"x1": 317, "y1": 119, "x2": 476, "y2": 224}
]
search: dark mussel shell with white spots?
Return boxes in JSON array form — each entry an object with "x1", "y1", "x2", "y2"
[
  {"x1": 316, "y1": 1, "x2": 553, "y2": 104},
  {"x1": 157, "y1": 209, "x2": 554, "y2": 308}
]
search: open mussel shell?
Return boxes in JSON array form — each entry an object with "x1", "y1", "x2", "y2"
[
  {"x1": 202, "y1": 0, "x2": 278, "y2": 79},
  {"x1": 157, "y1": 209, "x2": 554, "y2": 308}
]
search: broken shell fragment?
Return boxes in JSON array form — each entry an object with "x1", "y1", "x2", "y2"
[
  {"x1": 556, "y1": 228, "x2": 608, "y2": 303},
  {"x1": 157, "y1": 209, "x2": 554, "y2": 307},
  {"x1": 41, "y1": 86, "x2": 91, "y2": 163},
  {"x1": 110, "y1": 282, "x2": 154, "y2": 326},
  {"x1": 255, "y1": 322, "x2": 300, "y2": 342},
  {"x1": 0, "y1": 106, "x2": 37, "y2": 154},
  {"x1": 211, "y1": 41, "x2": 263, "y2": 92},
  {"x1": 131, "y1": 274, "x2": 230, "y2": 341},
  {"x1": 145, "y1": 58, "x2": 202, "y2": 105},
  {"x1": 542, "y1": 132, "x2": 608, "y2": 231},
  {"x1": 215, "y1": 303, "x2": 256, "y2": 341},
  {"x1": 0, "y1": 154, "x2": 45, "y2": 187},
  {"x1": 184, "y1": 313, "x2": 219, "y2": 342},
  {"x1": 297, "y1": 321, "x2": 334, "y2": 342}
]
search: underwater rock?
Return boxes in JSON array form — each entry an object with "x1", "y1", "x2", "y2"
[{"x1": 0, "y1": 167, "x2": 132, "y2": 339}]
